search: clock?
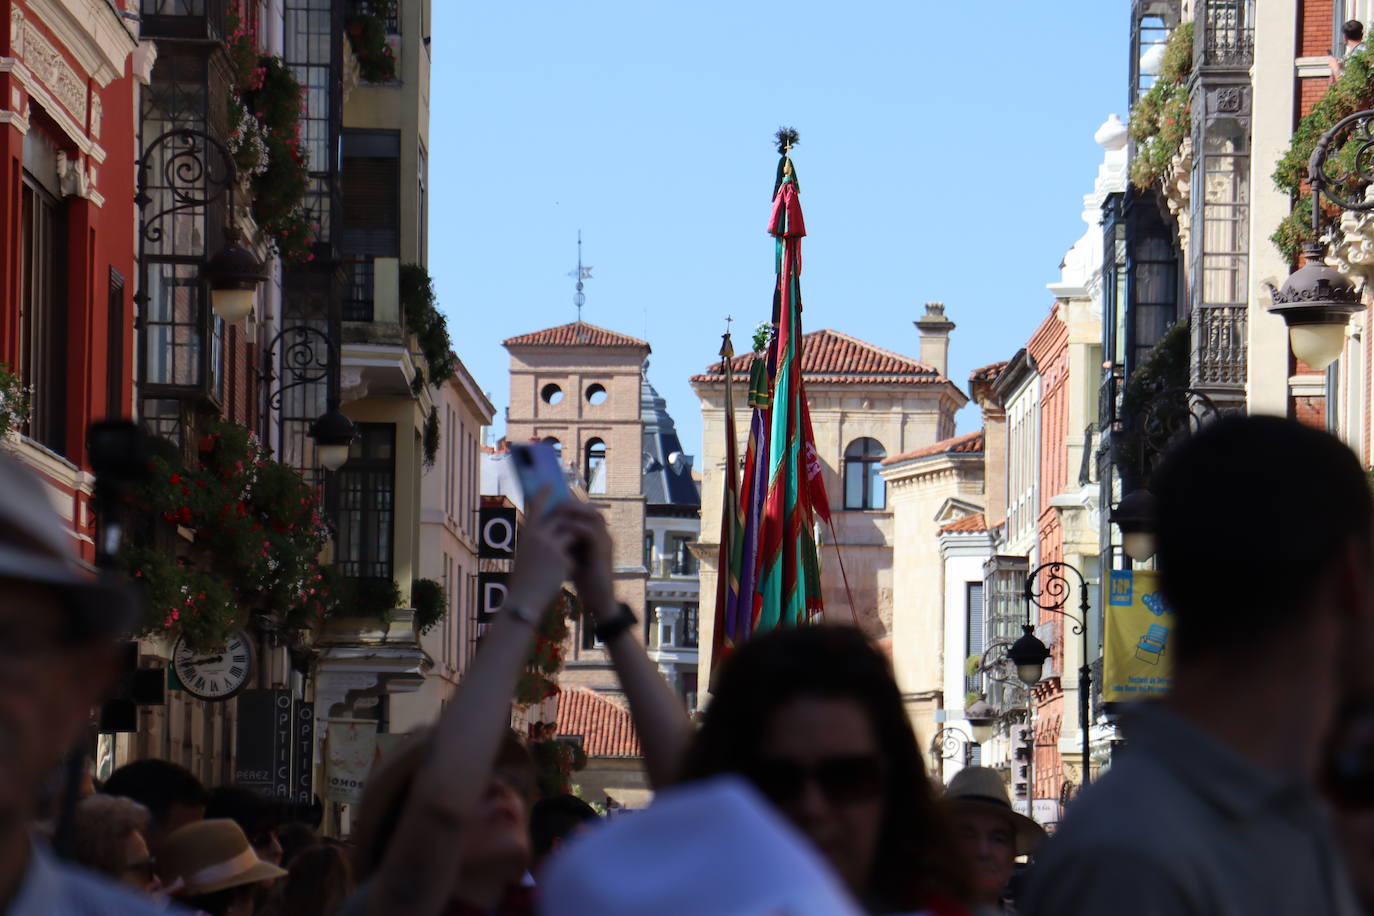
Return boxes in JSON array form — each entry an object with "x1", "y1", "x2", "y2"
[{"x1": 172, "y1": 630, "x2": 253, "y2": 701}]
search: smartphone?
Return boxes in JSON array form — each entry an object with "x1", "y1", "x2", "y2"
[{"x1": 510, "y1": 442, "x2": 571, "y2": 516}]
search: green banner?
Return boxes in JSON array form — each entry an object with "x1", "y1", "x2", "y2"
[{"x1": 1103, "y1": 569, "x2": 1175, "y2": 702}]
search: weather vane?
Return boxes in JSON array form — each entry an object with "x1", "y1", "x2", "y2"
[{"x1": 568, "y1": 231, "x2": 593, "y2": 321}]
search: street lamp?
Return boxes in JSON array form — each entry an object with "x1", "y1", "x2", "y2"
[
  {"x1": 966, "y1": 699, "x2": 995, "y2": 746},
  {"x1": 1268, "y1": 109, "x2": 1374, "y2": 371},
  {"x1": 261, "y1": 325, "x2": 357, "y2": 472},
  {"x1": 1108, "y1": 387, "x2": 1218, "y2": 563},
  {"x1": 931, "y1": 725, "x2": 977, "y2": 766},
  {"x1": 1013, "y1": 561, "x2": 1095, "y2": 787},
  {"x1": 137, "y1": 128, "x2": 266, "y2": 325}
]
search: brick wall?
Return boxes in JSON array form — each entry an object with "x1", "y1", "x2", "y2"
[{"x1": 1300, "y1": 0, "x2": 1335, "y2": 57}]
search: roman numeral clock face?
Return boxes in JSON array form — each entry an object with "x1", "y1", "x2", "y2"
[{"x1": 172, "y1": 631, "x2": 253, "y2": 701}]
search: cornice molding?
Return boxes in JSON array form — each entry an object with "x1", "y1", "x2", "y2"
[{"x1": 24, "y1": 0, "x2": 137, "y2": 88}]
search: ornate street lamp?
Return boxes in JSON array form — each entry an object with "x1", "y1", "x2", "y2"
[
  {"x1": 931, "y1": 725, "x2": 977, "y2": 766},
  {"x1": 1269, "y1": 110, "x2": 1374, "y2": 371},
  {"x1": 966, "y1": 699, "x2": 995, "y2": 746},
  {"x1": 137, "y1": 128, "x2": 266, "y2": 325},
  {"x1": 1013, "y1": 561, "x2": 1095, "y2": 787},
  {"x1": 1108, "y1": 387, "x2": 1218, "y2": 563},
  {"x1": 261, "y1": 325, "x2": 357, "y2": 473}
]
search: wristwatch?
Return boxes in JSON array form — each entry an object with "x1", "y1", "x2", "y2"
[{"x1": 594, "y1": 602, "x2": 638, "y2": 644}]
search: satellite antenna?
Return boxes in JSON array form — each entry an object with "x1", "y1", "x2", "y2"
[{"x1": 568, "y1": 231, "x2": 593, "y2": 321}]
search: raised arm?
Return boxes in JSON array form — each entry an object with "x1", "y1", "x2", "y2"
[
  {"x1": 366, "y1": 500, "x2": 574, "y2": 916},
  {"x1": 557, "y1": 502, "x2": 695, "y2": 789}
]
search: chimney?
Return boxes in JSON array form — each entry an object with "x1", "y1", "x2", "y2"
[{"x1": 915, "y1": 302, "x2": 954, "y2": 377}]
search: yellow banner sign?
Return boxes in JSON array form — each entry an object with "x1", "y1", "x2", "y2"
[{"x1": 1103, "y1": 569, "x2": 1175, "y2": 702}]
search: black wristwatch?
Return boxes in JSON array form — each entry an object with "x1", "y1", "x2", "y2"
[{"x1": 594, "y1": 602, "x2": 638, "y2": 644}]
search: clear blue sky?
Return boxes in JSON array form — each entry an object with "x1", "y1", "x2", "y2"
[{"x1": 428, "y1": 2, "x2": 1127, "y2": 457}]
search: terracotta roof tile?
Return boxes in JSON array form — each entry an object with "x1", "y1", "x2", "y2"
[
  {"x1": 503, "y1": 321, "x2": 651, "y2": 351},
  {"x1": 969, "y1": 361, "x2": 1009, "y2": 384},
  {"x1": 939, "y1": 512, "x2": 988, "y2": 534},
  {"x1": 690, "y1": 329, "x2": 948, "y2": 386},
  {"x1": 555, "y1": 686, "x2": 642, "y2": 758},
  {"x1": 881, "y1": 429, "x2": 984, "y2": 465}
]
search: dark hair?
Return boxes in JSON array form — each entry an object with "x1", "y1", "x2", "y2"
[
  {"x1": 1154, "y1": 415, "x2": 1373, "y2": 665},
  {"x1": 183, "y1": 883, "x2": 255, "y2": 916},
  {"x1": 1345, "y1": 19, "x2": 1365, "y2": 41},
  {"x1": 530, "y1": 794, "x2": 598, "y2": 859},
  {"x1": 276, "y1": 843, "x2": 355, "y2": 916},
  {"x1": 102, "y1": 759, "x2": 207, "y2": 828},
  {"x1": 205, "y1": 785, "x2": 286, "y2": 844},
  {"x1": 683, "y1": 626, "x2": 968, "y2": 910},
  {"x1": 353, "y1": 730, "x2": 536, "y2": 879},
  {"x1": 277, "y1": 821, "x2": 320, "y2": 869}
]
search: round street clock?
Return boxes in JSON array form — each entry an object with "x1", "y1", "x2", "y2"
[{"x1": 172, "y1": 630, "x2": 254, "y2": 701}]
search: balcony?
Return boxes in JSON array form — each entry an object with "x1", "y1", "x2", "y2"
[
  {"x1": 1196, "y1": 0, "x2": 1253, "y2": 70},
  {"x1": 653, "y1": 555, "x2": 698, "y2": 579},
  {"x1": 341, "y1": 257, "x2": 423, "y2": 399},
  {"x1": 1192, "y1": 305, "x2": 1247, "y2": 401}
]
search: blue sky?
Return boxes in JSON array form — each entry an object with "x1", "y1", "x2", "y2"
[{"x1": 428, "y1": 2, "x2": 1126, "y2": 458}]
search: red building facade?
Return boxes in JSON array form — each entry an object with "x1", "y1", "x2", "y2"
[{"x1": 0, "y1": 1, "x2": 139, "y2": 563}]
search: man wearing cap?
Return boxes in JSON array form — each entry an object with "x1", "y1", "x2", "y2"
[
  {"x1": 0, "y1": 455, "x2": 159, "y2": 914},
  {"x1": 942, "y1": 767, "x2": 1044, "y2": 915}
]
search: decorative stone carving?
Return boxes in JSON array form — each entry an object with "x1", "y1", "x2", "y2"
[
  {"x1": 56, "y1": 150, "x2": 88, "y2": 198},
  {"x1": 89, "y1": 94, "x2": 101, "y2": 139},
  {"x1": 18, "y1": 19, "x2": 88, "y2": 124},
  {"x1": 11, "y1": 7, "x2": 25, "y2": 58},
  {"x1": 1163, "y1": 135, "x2": 1193, "y2": 262},
  {"x1": 1326, "y1": 189, "x2": 1374, "y2": 286},
  {"x1": 132, "y1": 40, "x2": 157, "y2": 86}
]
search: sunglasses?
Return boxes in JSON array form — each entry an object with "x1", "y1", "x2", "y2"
[{"x1": 748, "y1": 755, "x2": 886, "y2": 806}]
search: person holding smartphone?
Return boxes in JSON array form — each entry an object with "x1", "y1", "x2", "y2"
[{"x1": 344, "y1": 483, "x2": 692, "y2": 916}]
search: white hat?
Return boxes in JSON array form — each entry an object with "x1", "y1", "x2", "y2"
[
  {"x1": 0, "y1": 453, "x2": 141, "y2": 640},
  {"x1": 538, "y1": 776, "x2": 864, "y2": 916}
]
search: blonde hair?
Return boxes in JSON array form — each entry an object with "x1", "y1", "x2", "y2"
[{"x1": 73, "y1": 795, "x2": 151, "y2": 878}]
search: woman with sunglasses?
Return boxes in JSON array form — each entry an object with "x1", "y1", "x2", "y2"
[{"x1": 682, "y1": 626, "x2": 971, "y2": 915}]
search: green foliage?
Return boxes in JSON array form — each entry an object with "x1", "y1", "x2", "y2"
[
  {"x1": 0, "y1": 362, "x2": 30, "y2": 438},
  {"x1": 122, "y1": 420, "x2": 333, "y2": 651},
  {"x1": 530, "y1": 739, "x2": 588, "y2": 798},
  {"x1": 422, "y1": 406, "x2": 440, "y2": 469},
  {"x1": 411, "y1": 577, "x2": 446, "y2": 635},
  {"x1": 346, "y1": 0, "x2": 397, "y2": 83},
  {"x1": 965, "y1": 654, "x2": 982, "y2": 677},
  {"x1": 1129, "y1": 22, "x2": 1194, "y2": 190},
  {"x1": 326, "y1": 573, "x2": 402, "y2": 620},
  {"x1": 514, "y1": 593, "x2": 576, "y2": 707},
  {"x1": 1118, "y1": 319, "x2": 1192, "y2": 481},
  {"x1": 225, "y1": 10, "x2": 313, "y2": 264},
  {"x1": 1271, "y1": 48, "x2": 1374, "y2": 266},
  {"x1": 399, "y1": 264, "x2": 457, "y2": 386},
  {"x1": 753, "y1": 321, "x2": 773, "y2": 353}
]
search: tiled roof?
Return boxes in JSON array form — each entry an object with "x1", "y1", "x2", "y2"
[
  {"x1": 939, "y1": 512, "x2": 988, "y2": 534},
  {"x1": 881, "y1": 429, "x2": 984, "y2": 465},
  {"x1": 690, "y1": 329, "x2": 948, "y2": 386},
  {"x1": 969, "y1": 361, "x2": 1009, "y2": 384},
  {"x1": 556, "y1": 686, "x2": 642, "y2": 758},
  {"x1": 503, "y1": 321, "x2": 651, "y2": 351}
]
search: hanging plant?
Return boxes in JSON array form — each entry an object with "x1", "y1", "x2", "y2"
[
  {"x1": 1129, "y1": 22, "x2": 1194, "y2": 190},
  {"x1": 400, "y1": 264, "x2": 457, "y2": 386},
  {"x1": 346, "y1": 0, "x2": 398, "y2": 83},
  {"x1": 1271, "y1": 48, "x2": 1374, "y2": 265},
  {"x1": 422, "y1": 406, "x2": 440, "y2": 469},
  {"x1": 530, "y1": 739, "x2": 588, "y2": 798},
  {"x1": 225, "y1": 9, "x2": 313, "y2": 264},
  {"x1": 513, "y1": 592, "x2": 576, "y2": 708},
  {"x1": 121, "y1": 419, "x2": 334, "y2": 651},
  {"x1": 1117, "y1": 318, "x2": 1192, "y2": 483},
  {"x1": 411, "y1": 577, "x2": 446, "y2": 634}
]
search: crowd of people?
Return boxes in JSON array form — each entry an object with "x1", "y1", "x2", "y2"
[{"x1": 2, "y1": 414, "x2": 1373, "y2": 914}]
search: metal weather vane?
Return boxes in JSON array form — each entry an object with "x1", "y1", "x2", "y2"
[{"x1": 568, "y1": 230, "x2": 593, "y2": 321}]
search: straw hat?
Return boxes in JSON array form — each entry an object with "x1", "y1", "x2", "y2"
[
  {"x1": 159, "y1": 818, "x2": 287, "y2": 896},
  {"x1": 942, "y1": 766, "x2": 1047, "y2": 856}
]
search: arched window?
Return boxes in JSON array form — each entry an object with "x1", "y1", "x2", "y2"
[
  {"x1": 844, "y1": 438, "x2": 886, "y2": 510},
  {"x1": 585, "y1": 438, "x2": 607, "y2": 494}
]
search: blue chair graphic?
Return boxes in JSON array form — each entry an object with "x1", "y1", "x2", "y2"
[{"x1": 1135, "y1": 624, "x2": 1169, "y2": 664}]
